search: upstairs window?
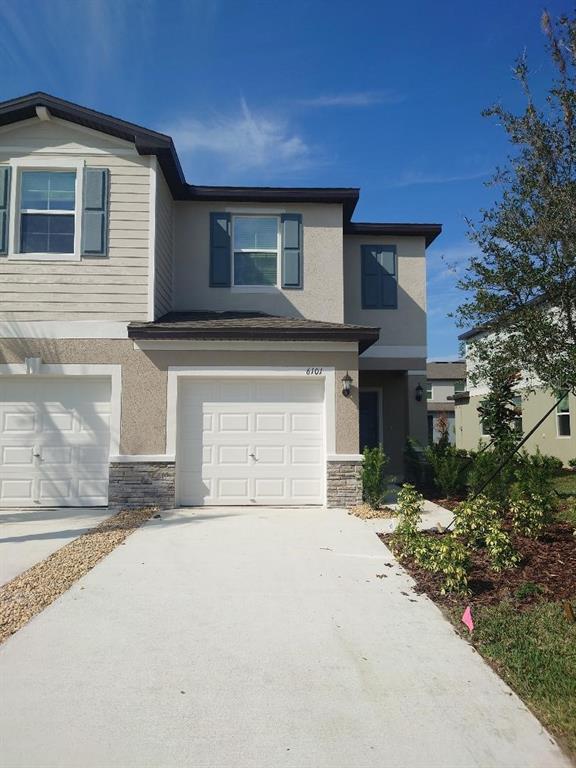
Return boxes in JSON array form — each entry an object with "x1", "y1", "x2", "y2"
[
  {"x1": 361, "y1": 245, "x2": 397, "y2": 309},
  {"x1": 233, "y1": 216, "x2": 279, "y2": 287},
  {"x1": 426, "y1": 383, "x2": 433, "y2": 400},
  {"x1": 20, "y1": 171, "x2": 76, "y2": 254},
  {"x1": 557, "y1": 392, "x2": 571, "y2": 437},
  {"x1": 454, "y1": 380, "x2": 466, "y2": 393}
]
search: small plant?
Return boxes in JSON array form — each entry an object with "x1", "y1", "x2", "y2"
[
  {"x1": 484, "y1": 526, "x2": 521, "y2": 571},
  {"x1": 510, "y1": 495, "x2": 545, "y2": 538},
  {"x1": 453, "y1": 496, "x2": 501, "y2": 547},
  {"x1": 425, "y1": 536, "x2": 470, "y2": 594},
  {"x1": 391, "y1": 484, "x2": 425, "y2": 557},
  {"x1": 514, "y1": 581, "x2": 543, "y2": 600},
  {"x1": 453, "y1": 495, "x2": 520, "y2": 571},
  {"x1": 361, "y1": 446, "x2": 389, "y2": 508},
  {"x1": 403, "y1": 438, "x2": 434, "y2": 490},
  {"x1": 568, "y1": 458, "x2": 576, "y2": 469}
]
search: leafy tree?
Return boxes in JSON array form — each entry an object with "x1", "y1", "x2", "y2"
[
  {"x1": 456, "y1": 12, "x2": 576, "y2": 394},
  {"x1": 477, "y1": 368, "x2": 522, "y2": 447}
]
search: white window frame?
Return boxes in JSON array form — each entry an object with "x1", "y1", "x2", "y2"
[
  {"x1": 556, "y1": 393, "x2": 571, "y2": 438},
  {"x1": 231, "y1": 214, "x2": 281, "y2": 292},
  {"x1": 7, "y1": 157, "x2": 85, "y2": 262}
]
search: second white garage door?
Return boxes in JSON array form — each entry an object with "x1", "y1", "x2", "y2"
[
  {"x1": 177, "y1": 378, "x2": 325, "y2": 506},
  {"x1": 0, "y1": 377, "x2": 111, "y2": 507}
]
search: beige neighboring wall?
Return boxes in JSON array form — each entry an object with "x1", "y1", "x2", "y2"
[
  {"x1": 0, "y1": 118, "x2": 151, "y2": 322},
  {"x1": 344, "y1": 234, "x2": 427, "y2": 348},
  {"x1": 173, "y1": 202, "x2": 344, "y2": 322},
  {"x1": 455, "y1": 390, "x2": 575, "y2": 465},
  {"x1": 0, "y1": 340, "x2": 359, "y2": 455}
]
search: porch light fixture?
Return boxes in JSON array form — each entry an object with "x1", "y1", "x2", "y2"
[
  {"x1": 342, "y1": 372, "x2": 353, "y2": 398},
  {"x1": 415, "y1": 383, "x2": 424, "y2": 402}
]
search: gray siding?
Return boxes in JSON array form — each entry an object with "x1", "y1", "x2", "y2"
[{"x1": 0, "y1": 119, "x2": 151, "y2": 321}]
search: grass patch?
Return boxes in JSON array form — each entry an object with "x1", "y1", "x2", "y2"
[
  {"x1": 553, "y1": 471, "x2": 576, "y2": 496},
  {"x1": 458, "y1": 599, "x2": 576, "y2": 756}
]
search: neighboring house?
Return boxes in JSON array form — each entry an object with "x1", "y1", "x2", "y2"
[
  {"x1": 426, "y1": 360, "x2": 466, "y2": 444},
  {"x1": 454, "y1": 327, "x2": 575, "y2": 466},
  {"x1": 0, "y1": 92, "x2": 441, "y2": 510}
]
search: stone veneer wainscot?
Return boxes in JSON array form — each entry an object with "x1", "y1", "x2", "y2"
[
  {"x1": 326, "y1": 460, "x2": 363, "y2": 508},
  {"x1": 109, "y1": 461, "x2": 176, "y2": 510}
]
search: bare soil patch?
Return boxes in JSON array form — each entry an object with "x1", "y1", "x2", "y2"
[{"x1": 0, "y1": 507, "x2": 157, "y2": 643}]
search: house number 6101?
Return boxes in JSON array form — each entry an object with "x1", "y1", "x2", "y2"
[{"x1": 306, "y1": 367, "x2": 323, "y2": 375}]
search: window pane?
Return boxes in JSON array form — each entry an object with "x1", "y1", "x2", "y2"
[
  {"x1": 454, "y1": 380, "x2": 465, "y2": 392},
  {"x1": 21, "y1": 214, "x2": 74, "y2": 253},
  {"x1": 234, "y1": 252, "x2": 277, "y2": 285},
  {"x1": 21, "y1": 171, "x2": 75, "y2": 211},
  {"x1": 558, "y1": 413, "x2": 571, "y2": 437},
  {"x1": 234, "y1": 217, "x2": 277, "y2": 250},
  {"x1": 557, "y1": 393, "x2": 570, "y2": 413},
  {"x1": 426, "y1": 384, "x2": 432, "y2": 399}
]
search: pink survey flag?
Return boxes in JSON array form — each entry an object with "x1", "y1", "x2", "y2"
[{"x1": 462, "y1": 605, "x2": 474, "y2": 633}]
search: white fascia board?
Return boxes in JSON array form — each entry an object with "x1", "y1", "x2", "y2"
[
  {"x1": 0, "y1": 321, "x2": 129, "y2": 339},
  {"x1": 148, "y1": 155, "x2": 157, "y2": 321}
]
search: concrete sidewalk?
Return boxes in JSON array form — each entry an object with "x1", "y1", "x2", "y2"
[
  {"x1": 0, "y1": 507, "x2": 112, "y2": 585},
  {"x1": 0, "y1": 506, "x2": 570, "y2": 768}
]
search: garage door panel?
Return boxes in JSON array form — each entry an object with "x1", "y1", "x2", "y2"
[
  {"x1": 2, "y1": 409, "x2": 36, "y2": 434},
  {"x1": 178, "y1": 378, "x2": 325, "y2": 506},
  {"x1": 0, "y1": 377, "x2": 111, "y2": 507}
]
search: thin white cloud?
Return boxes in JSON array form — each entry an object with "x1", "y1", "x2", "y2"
[
  {"x1": 293, "y1": 91, "x2": 403, "y2": 108},
  {"x1": 391, "y1": 169, "x2": 490, "y2": 188},
  {"x1": 166, "y1": 99, "x2": 315, "y2": 174}
]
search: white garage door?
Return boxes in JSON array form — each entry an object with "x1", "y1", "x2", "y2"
[
  {"x1": 178, "y1": 378, "x2": 325, "y2": 506},
  {"x1": 0, "y1": 377, "x2": 111, "y2": 507}
]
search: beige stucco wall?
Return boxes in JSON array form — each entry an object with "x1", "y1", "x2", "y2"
[
  {"x1": 0, "y1": 118, "x2": 151, "y2": 322},
  {"x1": 343, "y1": 234, "x2": 426, "y2": 348},
  {"x1": 0, "y1": 339, "x2": 359, "y2": 455},
  {"x1": 455, "y1": 389, "x2": 575, "y2": 465},
  {"x1": 172, "y1": 202, "x2": 344, "y2": 322}
]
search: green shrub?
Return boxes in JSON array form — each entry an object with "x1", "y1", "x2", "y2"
[
  {"x1": 568, "y1": 457, "x2": 576, "y2": 469},
  {"x1": 510, "y1": 495, "x2": 546, "y2": 538},
  {"x1": 514, "y1": 450, "x2": 561, "y2": 518},
  {"x1": 484, "y1": 525, "x2": 521, "y2": 571},
  {"x1": 425, "y1": 443, "x2": 470, "y2": 498},
  {"x1": 453, "y1": 495, "x2": 520, "y2": 571},
  {"x1": 361, "y1": 446, "x2": 389, "y2": 508},
  {"x1": 425, "y1": 536, "x2": 470, "y2": 594},
  {"x1": 466, "y1": 445, "x2": 519, "y2": 504}
]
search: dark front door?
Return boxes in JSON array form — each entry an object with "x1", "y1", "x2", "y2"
[{"x1": 359, "y1": 390, "x2": 380, "y2": 451}]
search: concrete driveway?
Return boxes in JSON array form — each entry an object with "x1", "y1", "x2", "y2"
[
  {"x1": 0, "y1": 506, "x2": 570, "y2": 768},
  {"x1": 0, "y1": 507, "x2": 112, "y2": 585}
]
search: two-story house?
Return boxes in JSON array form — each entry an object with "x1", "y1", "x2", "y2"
[
  {"x1": 0, "y1": 93, "x2": 441, "y2": 510},
  {"x1": 426, "y1": 360, "x2": 466, "y2": 444}
]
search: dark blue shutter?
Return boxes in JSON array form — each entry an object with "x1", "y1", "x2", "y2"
[
  {"x1": 82, "y1": 168, "x2": 109, "y2": 256},
  {"x1": 210, "y1": 212, "x2": 231, "y2": 287},
  {"x1": 0, "y1": 166, "x2": 11, "y2": 255},
  {"x1": 361, "y1": 245, "x2": 397, "y2": 309},
  {"x1": 281, "y1": 213, "x2": 303, "y2": 289}
]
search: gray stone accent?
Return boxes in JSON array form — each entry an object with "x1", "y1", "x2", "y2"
[
  {"x1": 326, "y1": 460, "x2": 363, "y2": 508},
  {"x1": 108, "y1": 461, "x2": 176, "y2": 510}
]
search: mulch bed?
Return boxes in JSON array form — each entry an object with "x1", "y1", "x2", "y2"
[
  {"x1": 378, "y1": 522, "x2": 576, "y2": 609},
  {"x1": 0, "y1": 507, "x2": 157, "y2": 644}
]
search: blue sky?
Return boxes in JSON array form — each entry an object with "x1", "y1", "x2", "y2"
[{"x1": 0, "y1": 0, "x2": 566, "y2": 357}]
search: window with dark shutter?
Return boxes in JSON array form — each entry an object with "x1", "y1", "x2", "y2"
[{"x1": 361, "y1": 244, "x2": 397, "y2": 309}]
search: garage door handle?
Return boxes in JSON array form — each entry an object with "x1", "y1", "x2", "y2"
[{"x1": 249, "y1": 453, "x2": 257, "y2": 460}]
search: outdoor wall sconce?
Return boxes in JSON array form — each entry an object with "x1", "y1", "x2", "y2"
[
  {"x1": 415, "y1": 383, "x2": 424, "y2": 402},
  {"x1": 342, "y1": 372, "x2": 353, "y2": 398}
]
